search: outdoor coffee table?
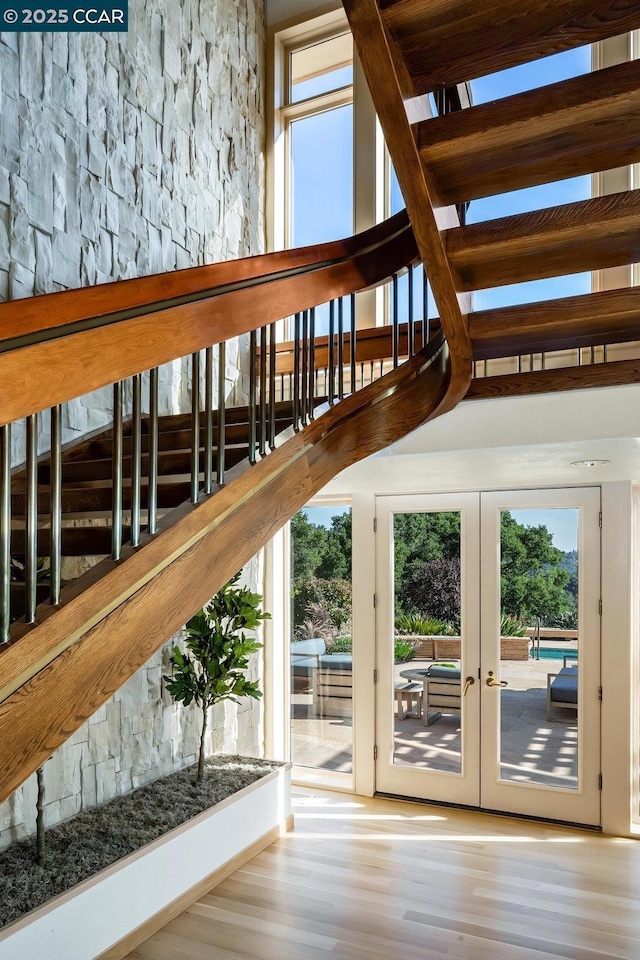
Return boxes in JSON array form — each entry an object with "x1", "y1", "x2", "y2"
[{"x1": 399, "y1": 665, "x2": 462, "y2": 725}]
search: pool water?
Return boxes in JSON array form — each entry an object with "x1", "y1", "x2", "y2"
[{"x1": 531, "y1": 647, "x2": 578, "y2": 661}]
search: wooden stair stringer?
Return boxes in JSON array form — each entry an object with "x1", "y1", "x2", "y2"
[{"x1": 0, "y1": 336, "x2": 451, "y2": 805}]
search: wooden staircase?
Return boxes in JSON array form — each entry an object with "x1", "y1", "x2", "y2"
[
  {"x1": 3, "y1": 0, "x2": 640, "y2": 805},
  {"x1": 345, "y1": 0, "x2": 640, "y2": 395}
]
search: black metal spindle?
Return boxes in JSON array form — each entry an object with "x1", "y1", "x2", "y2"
[
  {"x1": 328, "y1": 301, "x2": 336, "y2": 404},
  {"x1": 423, "y1": 271, "x2": 429, "y2": 347},
  {"x1": 293, "y1": 313, "x2": 301, "y2": 430},
  {"x1": 269, "y1": 322, "x2": 277, "y2": 448},
  {"x1": 131, "y1": 374, "x2": 142, "y2": 546},
  {"x1": 190, "y1": 352, "x2": 200, "y2": 504},
  {"x1": 350, "y1": 294, "x2": 356, "y2": 394},
  {"x1": 308, "y1": 309, "x2": 316, "y2": 420},
  {"x1": 338, "y1": 298, "x2": 345, "y2": 399},
  {"x1": 392, "y1": 273, "x2": 399, "y2": 368},
  {"x1": 25, "y1": 414, "x2": 38, "y2": 624},
  {"x1": 217, "y1": 340, "x2": 226, "y2": 484},
  {"x1": 204, "y1": 347, "x2": 213, "y2": 494},
  {"x1": 408, "y1": 267, "x2": 415, "y2": 357},
  {"x1": 0, "y1": 423, "x2": 9, "y2": 642},
  {"x1": 249, "y1": 329, "x2": 258, "y2": 461},
  {"x1": 148, "y1": 368, "x2": 159, "y2": 535},
  {"x1": 112, "y1": 381, "x2": 123, "y2": 561},
  {"x1": 259, "y1": 326, "x2": 267, "y2": 455},
  {"x1": 301, "y1": 310, "x2": 308, "y2": 424},
  {"x1": 50, "y1": 405, "x2": 62, "y2": 606}
]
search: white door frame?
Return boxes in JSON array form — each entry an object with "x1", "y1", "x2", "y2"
[{"x1": 374, "y1": 488, "x2": 601, "y2": 826}]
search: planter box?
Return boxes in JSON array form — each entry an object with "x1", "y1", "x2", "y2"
[
  {"x1": 0, "y1": 763, "x2": 292, "y2": 960},
  {"x1": 398, "y1": 636, "x2": 531, "y2": 661}
]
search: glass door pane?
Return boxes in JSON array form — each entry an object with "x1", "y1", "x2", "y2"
[
  {"x1": 289, "y1": 505, "x2": 353, "y2": 775},
  {"x1": 497, "y1": 508, "x2": 579, "y2": 790},
  {"x1": 375, "y1": 494, "x2": 480, "y2": 806},
  {"x1": 392, "y1": 510, "x2": 463, "y2": 774},
  {"x1": 480, "y1": 488, "x2": 601, "y2": 826}
]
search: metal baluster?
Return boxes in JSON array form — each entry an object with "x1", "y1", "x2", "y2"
[
  {"x1": 0, "y1": 423, "x2": 10, "y2": 642},
  {"x1": 392, "y1": 273, "x2": 399, "y2": 368},
  {"x1": 190, "y1": 352, "x2": 200, "y2": 503},
  {"x1": 217, "y1": 340, "x2": 226, "y2": 484},
  {"x1": 249, "y1": 330, "x2": 258, "y2": 462},
  {"x1": 148, "y1": 368, "x2": 159, "y2": 535},
  {"x1": 308, "y1": 309, "x2": 315, "y2": 420},
  {"x1": 328, "y1": 301, "x2": 336, "y2": 404},
  {"x1": 131, "y1": 374, "x2": 142, "y2": 546},
  {"x1": 350, "y1": 294, "x2": 356, "y2": 394},
  {"x1": 49, "y1": 405, "x2": 62, "y2": 606},
  {"x1": 25, "y1": 414, "x2": 38, "y2": 624},
  {"x1": 293, "y1": 313, "x2": 301, "y2": 430},
  {"x1": 338, "y1": 298, "x2": 345, "y2": 399},
  {"x1": 301, "y1": 310, "x2": 308, "y2": 424},
  {"x1": 408, "y1": 267, "x2": 415, "y2": 357},
  {"x1": 259, "y1": 326, "x2": 267, "y2": 455},
  {"x1": 204, "y1": 347, "x2": 213, "y2": 494},
  {"x1": 269, "y1": 322, "x2": 277, "y2": 447},
  {"x1": 112, "y1": 381, "x2": 123, "y2": 561},
  {"x1": 423, "y1": 271, "x2": 429, "y2": 347}
]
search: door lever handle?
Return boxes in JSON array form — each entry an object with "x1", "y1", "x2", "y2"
[
  {"x1": 486, "y1": 671, "x2": 508, "y2": 688},
  {"x1": 462, "y1": 676, "x2": 475, "y2": 696}
]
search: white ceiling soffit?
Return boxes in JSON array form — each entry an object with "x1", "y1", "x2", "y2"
[{"x1": 323, "y1": 382, "x2": 640, "y2": 494}]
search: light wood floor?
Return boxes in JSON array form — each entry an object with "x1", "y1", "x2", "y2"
[{"x1": 128, "y1": 789, "x2": 640, "y2": 960}]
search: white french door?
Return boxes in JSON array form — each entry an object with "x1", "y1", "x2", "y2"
[{"x1": 374, "y1": 488, "x2": 601, "y2": 826}]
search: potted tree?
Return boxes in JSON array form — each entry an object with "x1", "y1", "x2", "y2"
[{"x1": 164, "y1": 573, "x2": 270, "y2": 781}]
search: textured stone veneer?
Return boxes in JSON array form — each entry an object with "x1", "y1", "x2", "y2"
[
  {"x1": 0, "y1": 0, "x2": 267, "y2": 847},
  {"x1": 0, "y1": 555, "x2": 265, "y2": 851}
]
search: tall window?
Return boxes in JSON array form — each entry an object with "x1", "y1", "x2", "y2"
[{"x1": 280, "y1": 29, "x2": 354, "y2": 248}]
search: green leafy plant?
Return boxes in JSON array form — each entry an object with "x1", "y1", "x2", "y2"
[
  {"x1": 394, "y1": 614, "x2": 455, "y2": 636},
  {"x1": 499, "y1": 613, "x2": 529, "y2": 637},
  {"x1": 164, "y1": 574, "x2": 270, "y2": 781},
  {"x1": 394, "y1": 639, "x2": 417, "y2": 662}
]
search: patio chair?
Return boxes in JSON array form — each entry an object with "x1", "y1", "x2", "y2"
[{"x1": 546, "y1": 666, "x2": 578, "y2": 721}]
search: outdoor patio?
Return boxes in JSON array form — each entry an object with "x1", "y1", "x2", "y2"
[{"x1": 291, "y1": 655, "x2": 578, "y2": 788}]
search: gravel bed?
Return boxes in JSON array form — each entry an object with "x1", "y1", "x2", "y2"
[{"x1": 0, "y1": 755, "x2": 281, "y2": 929}]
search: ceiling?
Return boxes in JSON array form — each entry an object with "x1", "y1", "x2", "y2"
[{"x1": 323, "y1": 381, "x2": 640, "y2": 495}]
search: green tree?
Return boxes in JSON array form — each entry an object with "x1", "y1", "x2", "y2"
[
  {"x1": 394, "y1": 512, "x2": 460, "y2": 617},
  {"x1": 317, "y1": 512, "x2": 352, "y2": 580},
  {"x1": 164, "y1": 575, "x2": 269, "y2": 781},
  {"x1": 500, "y1": 512, "x2": 570, "y2": 621},
  {"x1": 290, "y1": 512, "x2": 328, "y2": 582}
]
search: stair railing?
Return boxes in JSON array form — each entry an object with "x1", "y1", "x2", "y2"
[{"x1": 0, "y1": 211, "x2": 436, "y2": 644}]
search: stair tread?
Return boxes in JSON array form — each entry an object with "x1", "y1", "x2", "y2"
[
  {"x1": 446, "y1": 190, "x2": 640, "y2": 290},
  {"x1": 418, "y1": 59, "x2": 640, "y2": 205},
  {"x1": 469, "y1": 286, "x2": 640, "y2": 359},
  {"x1": 382, "y1": 0, "x2": 640, "y2": 94}
]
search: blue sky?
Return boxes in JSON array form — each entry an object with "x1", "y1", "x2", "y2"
[
  {"x1": 303, "y1": 506, "x2": 577, "y2": 552},
  {"x1": 290, "y1": 44, "x2": 593, "y2": 311}
]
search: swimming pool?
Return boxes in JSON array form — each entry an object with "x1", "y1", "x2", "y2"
[{"x1": 531, "y1": 647, "x2": 578, "y2": 661}]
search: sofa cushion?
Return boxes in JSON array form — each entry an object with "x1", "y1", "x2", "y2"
[{"x1": 550, "y1": 667, "x2": 578, "y2": 704}]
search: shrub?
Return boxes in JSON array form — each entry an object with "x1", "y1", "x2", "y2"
[
  {"x1": 499, "y1": 613, "x2": 529, "y2": 637},
  {"x1": 403, "y1": 557, "x2": 461, "y2": 628},
  {"x1": 394, "y1": 639, "x2": 417, "y2": 662},
  {"x1": 394, "y1": 614, "x2": 455, "y2": 636}
]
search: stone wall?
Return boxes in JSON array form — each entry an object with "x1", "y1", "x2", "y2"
[
  {"x1": 0, "y1": 0, "x2": 267, "y2": 847},
  {"x1": 0, "y1": 555, "x2": 265, "y2": 850},
  {"x1": 1, "y1": 0, "x2": 265, "y2": 458}
]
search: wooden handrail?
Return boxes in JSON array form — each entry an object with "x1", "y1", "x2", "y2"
[{"x1": 0, "y1": 211, "x2": 418, "y2": 425}]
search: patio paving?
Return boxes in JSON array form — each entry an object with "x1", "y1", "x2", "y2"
[{"x1": 291, "y1": 657, "x2": 578, "y2": 789}]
